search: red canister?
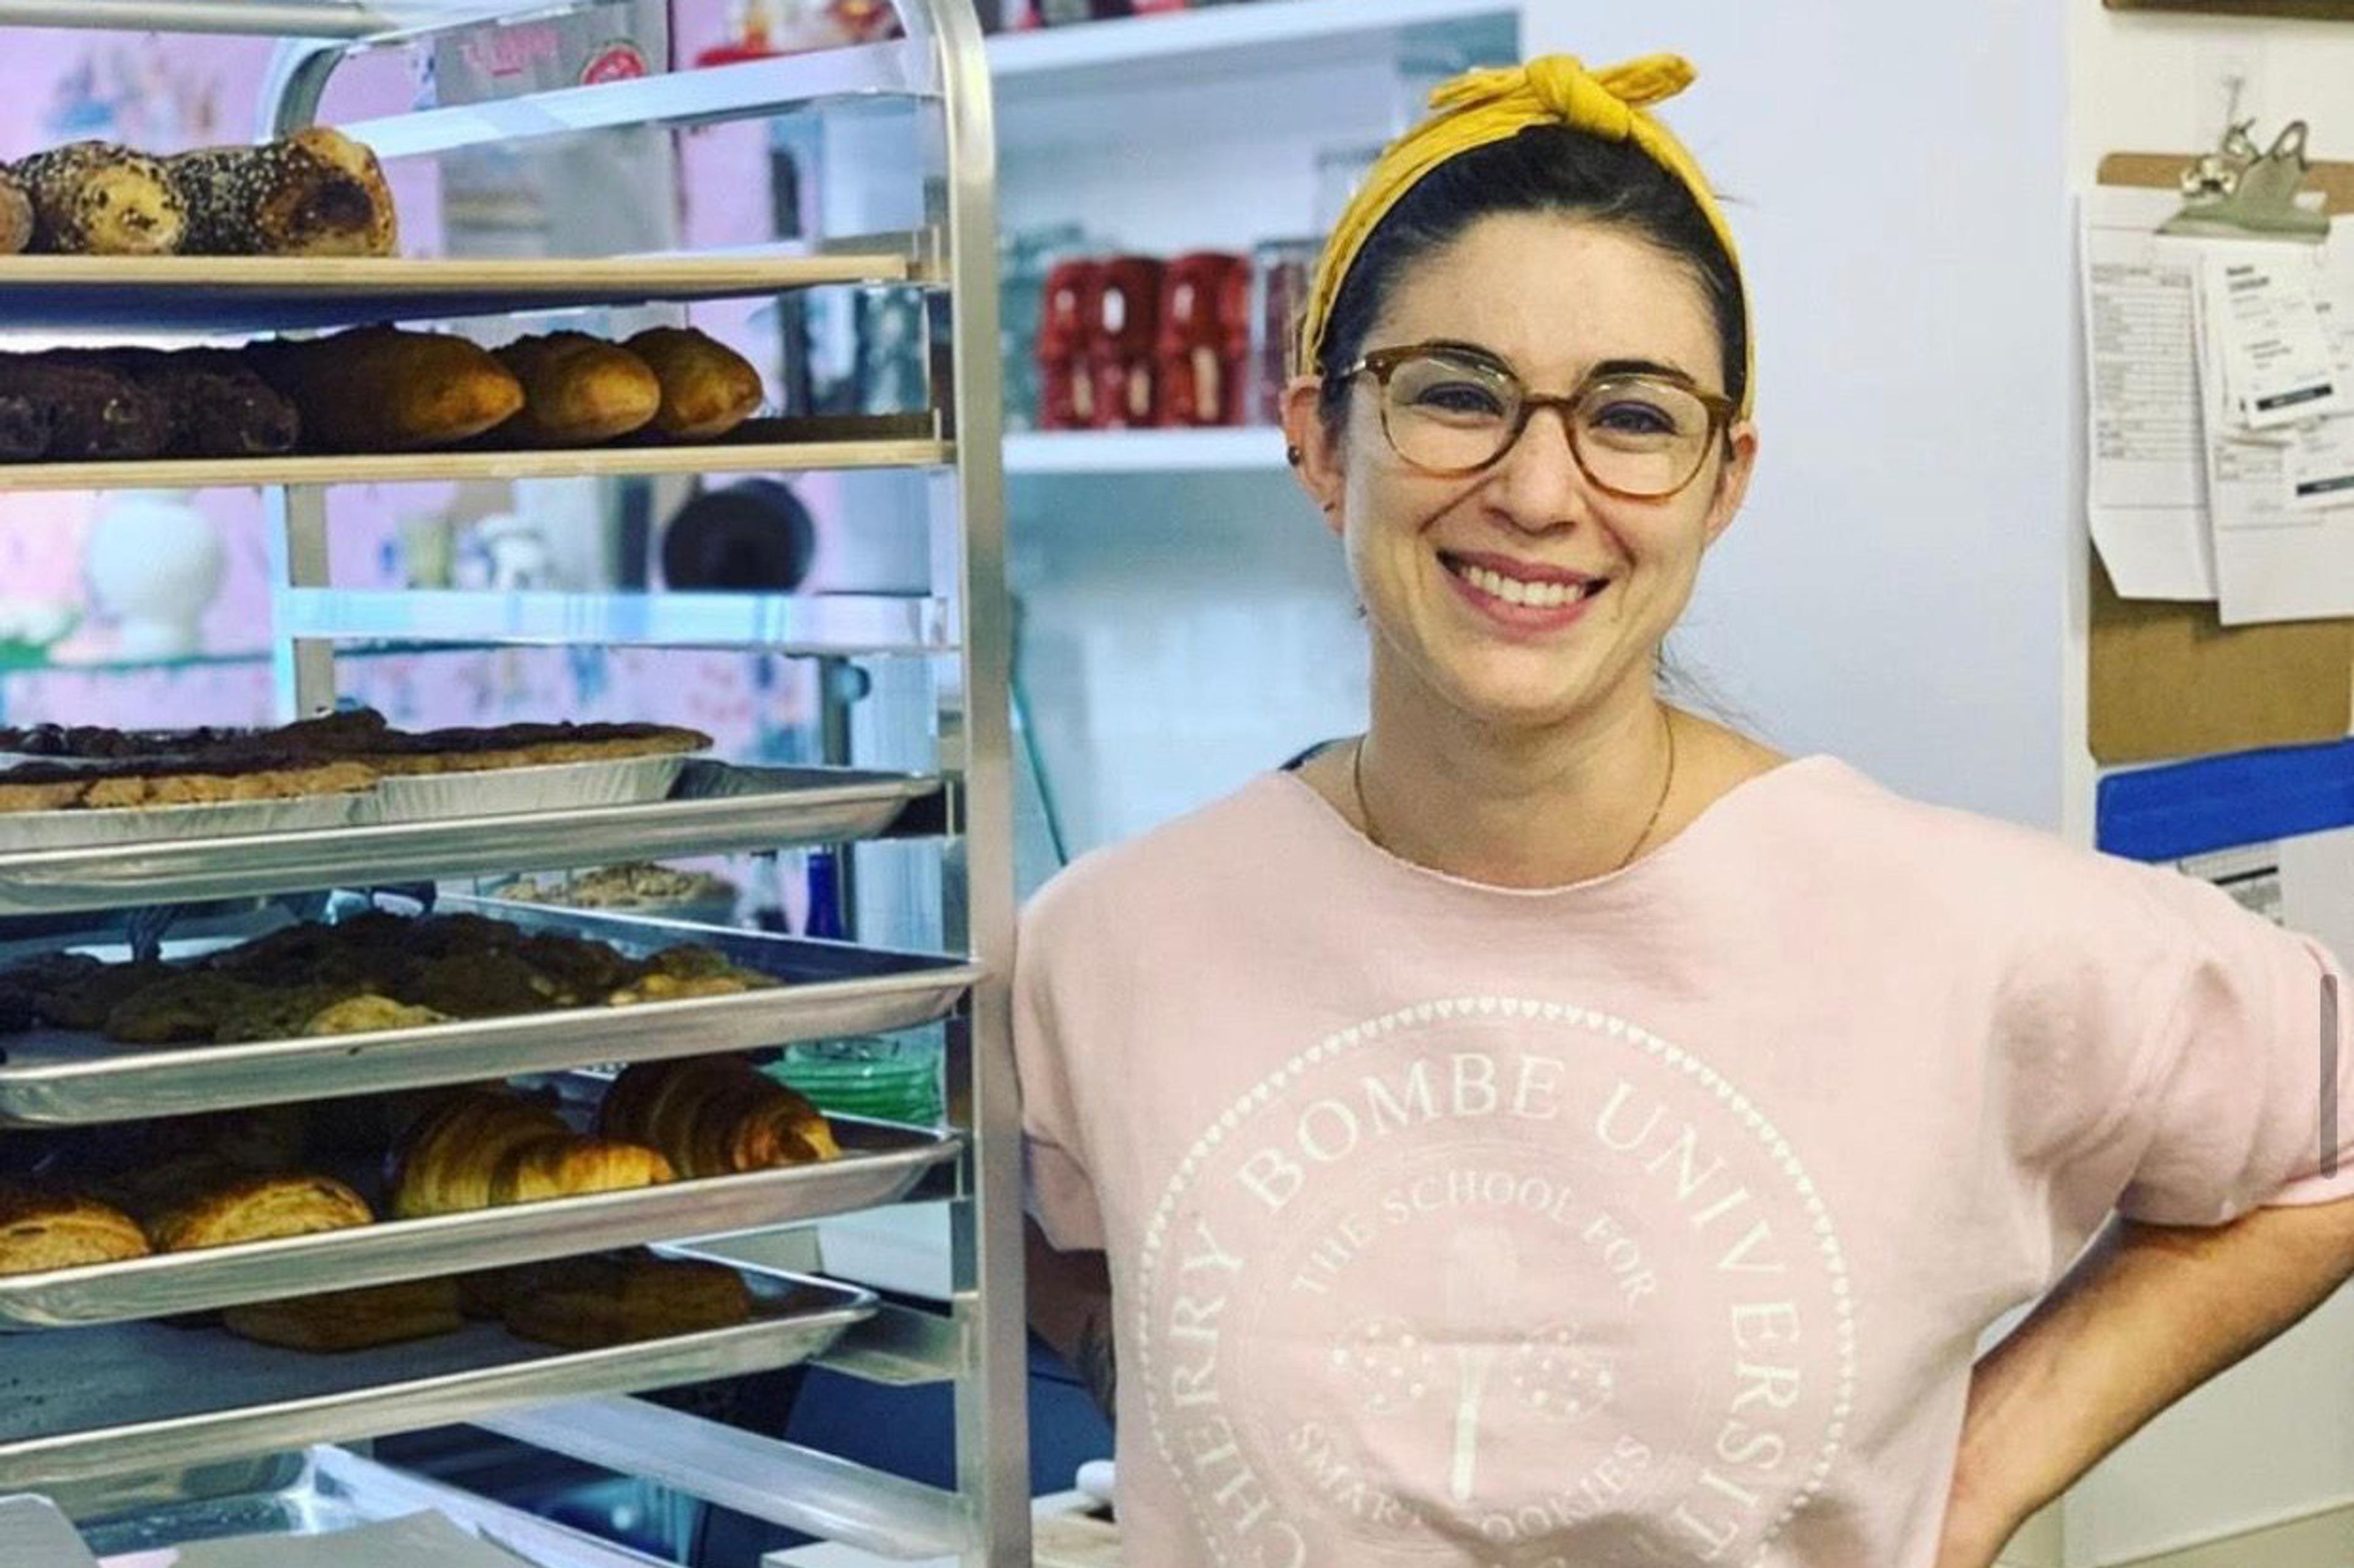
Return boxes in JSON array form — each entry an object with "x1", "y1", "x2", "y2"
[
  {"x1": 1038, "y1": 257, "x2": 1103, "y2": 430},
  {"x1": 1088, "y1": 255, "x2": 1164, "y2": 430},
  {"x1": 1155, "y1": 251, "x2": 1246, "y2": 427}
]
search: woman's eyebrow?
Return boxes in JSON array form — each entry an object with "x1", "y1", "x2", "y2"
[
  {"x1": 1589, "y1": 357, "x2": 1700, "y2": 386},
  {"x1": 1419, "y1": 338, "x2": 1515, "y2": 370},
  {"x1": 1420, "y1": 343, "x2": 1703, "y2": 387}
]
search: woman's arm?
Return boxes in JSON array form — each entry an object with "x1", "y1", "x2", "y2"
[
  {"x1": 1027, "y1": 1214, "x2": 1118, "y2": 1421},
  {"x1": 1936, "y1": 1197, "x2": 2354, "y2": 1568}
]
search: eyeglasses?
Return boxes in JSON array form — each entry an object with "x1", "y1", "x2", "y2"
[{"x1": 1339, "y1": 343, "x2": 1738, "y2": 500}]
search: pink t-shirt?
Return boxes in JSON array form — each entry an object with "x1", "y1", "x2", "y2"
[{"x1": 1013, "y1": 754, "x2": 2354, "y2": 1568}]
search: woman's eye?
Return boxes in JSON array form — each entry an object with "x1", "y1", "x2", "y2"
[
  {"x1": 1410, "y1": 381, "x2": 1507, "y2": 417},
  {"x1": 1590, "y1": 400, "x2": 1678, "y2": 436}
]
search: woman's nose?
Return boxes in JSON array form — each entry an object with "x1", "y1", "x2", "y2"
[{"x1": 1482, "y1": 403, "x2": 1595, "y2": 531}]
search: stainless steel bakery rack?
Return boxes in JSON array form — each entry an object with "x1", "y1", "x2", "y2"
[{"x1": 0, "y1": 0, "x2": 1024, "y2": 1562}]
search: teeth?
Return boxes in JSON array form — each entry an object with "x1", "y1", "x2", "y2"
[{"x1": 1460, "y1": 561, "x2": 1590, "y2": 609}]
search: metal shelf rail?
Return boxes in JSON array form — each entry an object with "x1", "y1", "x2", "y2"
[{"x1": 0, "y1": 0, "x2": 1026, "y2": 1562}]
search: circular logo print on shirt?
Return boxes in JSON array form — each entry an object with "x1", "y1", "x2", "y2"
[{"x1": 1133, "y1": 998, "x2": 1859, "y2": 1568}]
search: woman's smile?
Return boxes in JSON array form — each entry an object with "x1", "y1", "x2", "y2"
[{"x1": 1436, "y1": 547, "x2": 1612, "y2": 634}]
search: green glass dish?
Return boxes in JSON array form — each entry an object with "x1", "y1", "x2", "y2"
[{"x1": 769, "y1": 1035, "x2": 943, "y2": 1125}]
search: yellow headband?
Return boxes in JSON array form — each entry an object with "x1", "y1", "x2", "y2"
[{"x1": 1294, "y1": 53, "x2": 1753, "y2": 419}]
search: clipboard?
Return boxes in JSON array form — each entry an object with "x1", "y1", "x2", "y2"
[{"x1": 2089, "y1": 151, "x2": 2354, "y2": 766}]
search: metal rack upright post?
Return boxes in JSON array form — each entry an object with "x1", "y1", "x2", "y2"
[{"x1": 0, "y1": 1, "x2": 1029, "y2": 1561}]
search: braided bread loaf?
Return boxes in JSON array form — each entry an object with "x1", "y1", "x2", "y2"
[
  {"x1": 167, "y1": 127, "x2": 396, "y2": 257},
  {"x1": 0, "y1": 164, "x2": 31, "y2": 256},
  {"x1": 600, "y1": 1057, "x2": 840, "y2": 1178},
  {"x1": 17, "y1": 142, "x2": 186, "y2": 254}
]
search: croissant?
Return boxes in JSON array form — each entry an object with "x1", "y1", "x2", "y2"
[
  {"x1": 148, "y1": 1172, "x2": 373, "y2": 1252},
  {"x1": 390, "y1": 1089, "x2": 566, "y2": 1219},
  {"x1": 600, "y1": 1057, "x2": 839, "y2": 1179},
  {"x1": 0, "y1": 1183, "x2": 149, "y2": 1274},
  {"x1": 489, "y1": 1133, "x2": 675, "y2": 1206}
]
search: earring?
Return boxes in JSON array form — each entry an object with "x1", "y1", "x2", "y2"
[{"x1": 1285, "y1": 444, "x2": 1303, "y2": 466}]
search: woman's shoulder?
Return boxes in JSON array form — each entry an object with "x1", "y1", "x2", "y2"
[
  {"x1": 1018, "y1": 768, "x2": 1320, "y2": 944},
  {"x1": 1746, "y1": 742, "x2": 2219, "y2": 943}
]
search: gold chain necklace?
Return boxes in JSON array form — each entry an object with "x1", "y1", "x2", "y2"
[{"x1": 1351, "y1": 708, "x2": 1678, "y2": 875}]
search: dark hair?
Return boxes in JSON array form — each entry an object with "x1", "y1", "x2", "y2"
[{"x1": 1315, "y1": 124, "x2": 1746, "y2": 435}]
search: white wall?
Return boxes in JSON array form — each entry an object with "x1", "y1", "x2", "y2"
[
  {"x1": 2058, "y1": 7, "x2": 2354, "y2": 1564},
  {"x1": 2069, "y1": 4, "x2": 2354, "y2": 182},
  {"x1": 1522, "y1": 0, "x2": 2075, "y2": 831}
]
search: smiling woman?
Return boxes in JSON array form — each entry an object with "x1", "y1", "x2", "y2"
[{"x1": 1013, "y1": 48, "x2": 2354, "y2": 1568}]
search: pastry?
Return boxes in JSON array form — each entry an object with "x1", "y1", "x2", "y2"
[
  {"x1": 211, "y1": 982, "x2": 360, "y2": 1045},
  {"x1": 600, "y1": 1056, "x2": 840, "y2": 1179},
  {"x1": 0, "y1": 384, "x2": 52, "y2": 462},
  {"x1": 244, "y1": 327, "x2": 524, "y2": 452},
  {"x1": 66, "y1": 347, "x2": 300, "y2": 457},
  {"x1": 104, "y1": 971, "x2": 261, "y2": 1045},
  {"x1": 17, "y1": 141, "x2": 186, "y2": 254},
  {"x1": 0, "y1": 1183, "x2": 149, "y2": 1274},
  {"x1": 0, "y1": 708, "x2": 709, "y2": 779},
  {"x1": 390, "y1": 1089, "x2": 569, "y2": 1218},
  {"x1": 623, "y1": 326, "x2": 765, "y2": 440},
  {"x1": 0, "y1": 162, "x2": 33, "y2": 255},
  {"x1": 167, "y1": 127, "x2": 396, "y2": 257},
  {"x1": 137, "y1": 1106, "x2": 310, "y2": 1174},
  {"x1": 225, "y1": 1277, "x2": 462, "y2": 1352},
  {"x1": 508, "y1": 932, "x2": 643, "y2": 1000},
  {"x1": 492, "y1": 332, "x2": 661, "y2": 445},
  {"x1": 36, "y1": 957, "x2": 177, "y2": 1033},
  {"x1": 0, "y1": 752, "x2": 375, "y2": 814},
  {"x1": 609, "y1": 972, "x2": 761, "y2": 1005},
  {"x1": 501, "y1": 1254, "x2": 753, "y2": 1349},
  {"x1": 300, "y1": 992, "x2": 451, "y2": 1036},
  {"x1": 487, "y1": 1134, "x2": 676, "y2": 1206},
  {"x1": 0, "y1": 354, "x2": 169, "y2": 460},
  {"x1": 403, "y1": 950, "x2": 564, "y2": 1018},
  {"x1": 392, "y1": 1088, "x2": 675, "y2": 1217},
  {"x1": 0, "y1": 763, "x2": 90, "y2": 813},
  {"x1": 147, "y1": 1171, "x2": 373, "y2": 1252}
]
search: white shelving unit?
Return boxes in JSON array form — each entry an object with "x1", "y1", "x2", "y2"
[
  {"x1": 0, "y1": 2, "x2": 1027, "y2": 1564},
  {"x1": 1003, "y1": 425, "x2": 1287, "y2": 476},
  {"x1": 992, "y1": 2, "x2": 1523, "y2": 866},
  {"x1": 986, "y1": 0, "x2": 1514, "y2": 91}
]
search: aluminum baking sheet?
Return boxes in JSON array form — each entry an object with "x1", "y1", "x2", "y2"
[
  {"x1": 0, "y1": 765, "x2": 943, "y2": 917},
  {"x1": 74, "y1": 1445, "x2": 673, "y2": 1568},
  {"x1": 0, "y1": 915, "x2": 979, "y2": 1126},
  {"x1": 0, "y1": 1269, "x2": 872, "y2": 1492},
  {"x1": 2, "y1": 793, "x2": 365, "y2": 854},
  {"x1": 360, "y1": 753, "x2": 688, "y2": 826},
  {"x1": 0, "y1": 1119, "x2": 959, "y2": 1330}
]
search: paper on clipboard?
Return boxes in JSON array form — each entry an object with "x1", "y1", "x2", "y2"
[
  {"x1": 2200, "y1": 254, "x2": 2345, "y2": 429},
  {"x1": 2084, "y1": 188, "x2": 2354, "y2": 622},
  {"x1": 2081, "y1": 188, "x2": 2217, "y2": 599},
  {"x1": 2287, "y1": 263, "x2": 2354, "y2": 512},
  {"x1": 2208, "y1": 239, "x2": 2354, "y2": 625}
]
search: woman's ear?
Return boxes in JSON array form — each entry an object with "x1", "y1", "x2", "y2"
[
  {"x1": 1280, "y1": 376, "x2": 1346, "y2": 539},
  {"x1": 1702, "y1": 419, "x2": 1759, "y2": 548}
]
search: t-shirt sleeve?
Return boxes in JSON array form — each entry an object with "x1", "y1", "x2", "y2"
[
  {"x1": 1011, "y1": 883, "x2": 1108, "y2": 1252},
  {"x1": 2110, "y1": 872, "x2": 2354, "y2": 1227}
]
